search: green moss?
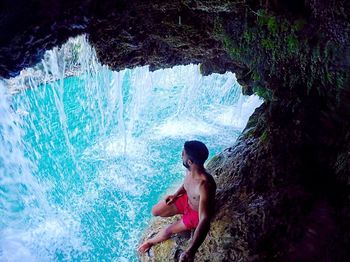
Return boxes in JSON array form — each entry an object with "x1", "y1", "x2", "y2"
[
  {"x1": 213, "y1": 8, "x2": 347, "y2": 99},
  {"x1": 252, "y1": 71, "x2": 261, "y2": 81},
  {"x1": 207, "y1": 154, "x2": 222, "y2": 167},
  {"x1": 261, "y1": 38, "x2": 275, "y2": 50},
  {"x1": 256, "y1": 9, "x2": 278, "y2": 34},
  {"x1": 287, "y1": 35, "x2": 299, "y2": 54},
  {"x1": 214, "y1": 20, "x2": 241, "y2": 60},
  {"x1": 256, "y1": 9, "x2": 268, "y2": 26},
  {"x1": 253, "y1": 85, "x2": 273, "y2": 101},
  {"x1": 267, "y1": 16, "x2": 278, "y2": 35},
  {"x1": 243, "y1": 30, "x2": 253, "y2": 42},
  {"x1": 243, "y1": 126, "x2": 256, "y2": 138},
  {"x1": 260, "y1": 130, "x2": 269, "y2": 143}
]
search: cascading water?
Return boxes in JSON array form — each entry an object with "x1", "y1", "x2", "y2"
[{"x1": 0, "y1": 35, "x2": 263, "y2": 261}]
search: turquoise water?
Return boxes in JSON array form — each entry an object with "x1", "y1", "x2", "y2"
[{"x1": 0, "y1": 41, "x2": 262, "y2": 261}]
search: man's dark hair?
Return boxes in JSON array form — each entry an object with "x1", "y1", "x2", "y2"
[{"x1": 184, "y1": 140, "x2": 209, "y2": 165}]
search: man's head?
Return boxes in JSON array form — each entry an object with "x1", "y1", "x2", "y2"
[{"x1": 182, "y1": 140, "x2": 209, "y2": 169}]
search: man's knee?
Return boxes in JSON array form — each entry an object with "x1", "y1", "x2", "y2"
[
  {"x1": 151, "y1": 204, "x2": 162, "y2": 216},
  {"x1": 151, "y1": 200, "x2": 177, "y2": 217},
  {"x1": 151, "y1": 206, "x2": 159, "y2": 216}
]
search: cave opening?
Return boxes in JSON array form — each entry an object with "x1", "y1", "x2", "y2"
[{"x1": 0, "y1": 35, "x2": 263, "y2": 261}]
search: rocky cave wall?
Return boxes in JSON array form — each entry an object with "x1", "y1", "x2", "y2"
[{"x1": 1, "y1": 0, "x2": 350, "y2": 261}]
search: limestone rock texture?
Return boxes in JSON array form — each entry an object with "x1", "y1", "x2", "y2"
[{"x1": 1, "y1": 0, "x2": 350, "y2": 261}]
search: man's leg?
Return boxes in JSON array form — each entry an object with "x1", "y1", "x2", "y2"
[
  {"x1": 151, "y1": 199, "x2": 179, "y2": 217},
  {"x1": 138, "y1": 219, "x2": 188, "y2": 253}
]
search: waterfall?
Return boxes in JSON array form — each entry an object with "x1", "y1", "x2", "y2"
[{"x1": 0, "y1": 35, "x2": 263, "y2": 261}]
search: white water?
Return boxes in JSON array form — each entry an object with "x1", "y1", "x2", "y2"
[{"x1": 0, "y1": 35, "x2": 263, "y2": 261}]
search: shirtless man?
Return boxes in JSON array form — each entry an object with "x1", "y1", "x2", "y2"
[{"x1": 138, "y1": 140, "x2": 216, "y2": 262}]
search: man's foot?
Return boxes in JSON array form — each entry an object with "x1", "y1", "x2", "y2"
[{"x1": 138, "y1": 240, "x2": 153, "y2": 253}]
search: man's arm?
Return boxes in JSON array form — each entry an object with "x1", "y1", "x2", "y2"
[
  {"x1": 165, "y1": 184, "x2": 186, "y2": 205},
  {"x1": 174, "y1": 184, "x2": 186, "y2": 197},
  {"x1": 183, "y1": 182, "x2": 215, "y2": 258}
]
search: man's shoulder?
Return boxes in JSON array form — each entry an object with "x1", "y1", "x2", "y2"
[
  {"x1": 204, "y1": 171, "x2": 216, "y2": 183},
  {"x1": 200, "y1": 172, "x2": 216, "y2": 191}
]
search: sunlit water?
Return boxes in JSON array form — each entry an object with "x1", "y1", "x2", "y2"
[{"x1": 0, "y1": 36, "x2": 262, "y2": 261}]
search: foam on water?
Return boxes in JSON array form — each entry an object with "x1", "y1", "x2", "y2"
[
  {"x1": 154, "y1": 117, "x2": 219, "y2": 137},
  {"x1": 0, "y1": 35, "x2": 263, "y2": 261}
]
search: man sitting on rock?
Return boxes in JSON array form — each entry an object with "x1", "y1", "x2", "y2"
[{"x1": 138, "y1": 140, "x2": 217, "y2": 262}]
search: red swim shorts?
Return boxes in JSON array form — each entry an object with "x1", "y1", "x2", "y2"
[{"x1": 174, "y1": 193, "x2": 199, "y2": 229}]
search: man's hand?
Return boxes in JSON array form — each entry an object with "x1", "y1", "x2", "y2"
[
  {"x1": 165, "y1": 195, "x2": 176, "y2": 205},
  {"x1": 179, "y1": 251, "x2": 194, "y2": 262},
  {"x1": 165, "y1": 194, "x2": 182, "y2": 205}
]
